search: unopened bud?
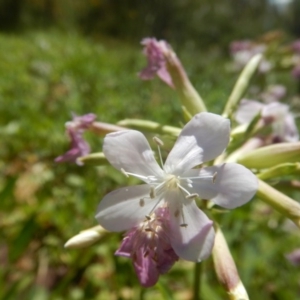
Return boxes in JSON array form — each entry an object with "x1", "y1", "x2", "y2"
[
  {"x1": 77, "y1": 152, "x2": 108, "y2": 166},
  {"x1": 237, "y1": 142, "x2": 300, "y2": 169},
  {"x1": 257, "y1": 162, "x2": 300, "y2": 180},
  {"x1": 90, "y1": 122, "x2": 126, "y2": 135},
  {"x1": 257, "y1": 179, "x2": 300, "y2": 227},
  {"x1": 64, "y1": 225, "x2": 107, "y2": 249},
  {"x1": 212, "y1": 224, "x2": 249, "y2": 300},
  {"x1": 226, "y1": 137, "x2": 264, "y2": 163}
]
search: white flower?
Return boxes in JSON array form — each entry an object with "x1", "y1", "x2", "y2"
[
  {"x1": 235, "y1": 99, "x2": 299, "y2": 143},
  {"x1": 96, "y1": 112, "x2": 258, "y2": 262}
]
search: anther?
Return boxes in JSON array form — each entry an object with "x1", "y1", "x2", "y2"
[
  {"x1": 212, "y1": 172, "x2": 218, "y2": 183},
  {"x1": 153, "y1": 136, "x2": 164, "y2": 146},
  {"x1": 139, "y1": 199, "x2": 145, "y2": 207},
  {"x1": 174, "y1": 209, "x2": 180, "y2": 218},
  {"x1": 145, "y1": 215, "x2": 151, "y2": 221},
  {"x1": 149, "y1": 187, "x2": 156, "y2": 199},
  {"x1": 144, "y1": 227, "x2": 153, "y2": 232},
  {"x1": 120, "y1": 168, "x2": 129, "y2": 177},
  {"x1": 185, "y1": 193, "x2": 199, "y2": 200},
  {"x1": 180, "y1": 223, "x2": 188, "y2": 227}
]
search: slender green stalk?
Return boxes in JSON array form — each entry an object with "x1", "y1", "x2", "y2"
[
  {"x1": 222, "y1": 54, "x2": 262, "y2": 118},
  {"x1": 164, "y1": 50, "x2": 207, "y2": 114},
  {"x1": 257, "y1": 179, "x2": 300, "y2": 227},
  {"x1": 117, "y1": 119, "x2": 181, "y2": 136},
  {"x1": 193, "y1": 262, "x2": 202, "y2": 300}
]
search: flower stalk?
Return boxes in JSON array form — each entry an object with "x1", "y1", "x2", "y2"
[
  {"x1": 223, "y1": 54, "x2": 262, "y2": 118},
  {"x1": 257, "y1": 179, "x2": 300, "y2": 227},
  {"x1": 117, "y1": 119, "x2": 181, "y2": 136},
  {"x1": 163, "y1": 48, "x2": 207, "y2": 115}
]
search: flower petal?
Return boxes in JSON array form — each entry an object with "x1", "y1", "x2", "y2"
[
  {"x1": 185, "y1": 163, "x2": 258, "y2": 209},
  {"x1": 96, "y1": 185, "x2": 157, "y2": 231},
  {"x1": 103, "y1": 130, "x2": 164, "y2": 181},
  {"x1": 166, "y1": 191, "x2": 215, "y2": 262},
  {"x1": 164, "y1": 112, "x2": 230, "y2": 175},
  {"x1": 133, "y1": 247, "x2": 160, "y2": 287},
  {"x1": 283, "y1": 114, "x2": 299, "y2": 142},
  {"x1": 235, "y1": 99, "x2": 264, "y2": 124}
]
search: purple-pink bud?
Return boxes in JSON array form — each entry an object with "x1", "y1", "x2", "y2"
[
  {"x1": 55, "y1": 113, "x2": 97, "y2": 165},
  {"x1": 139, "y1": 38, "x2": 174, "y2": 88},
  {"x1": 286, "y1": 248, "x2": 300, "y2": 266}
]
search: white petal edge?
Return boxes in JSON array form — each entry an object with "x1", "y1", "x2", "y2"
[
  {"x1": 185, "y1": 163, "x2": 258, "y2": 209},
  {"x1": 96, "y1": 184, "x2": 157, "y2": 231},
  {"x1": 166, "y1": 190, "x2": 215, "y2": 262},
  {"x1": 103, "y1": 130, "x2": 164, "y2": 182},
  {"x1": 164, "y1": 112, "x2": 230, "y2": 175}
]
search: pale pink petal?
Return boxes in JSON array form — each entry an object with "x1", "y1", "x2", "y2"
[
  {"x1": 133, "y1": 249, "x2": 160, "y2": 287},
  {"x1": 164, "y1": 112, "x2": 230, "y2": 175},
  {"x1": 54, "y1": 128, "x2": 90, "y2": 165},
  {"x1": 96, "y1": 185, "x2": 157, "y2": 231},
  {"x1": 283, "y1": 114, "x2": 299, "y2": 142},
  {"x1": 263, "y1": 102, "x2": 289, "y2": 120},
  {"x1": 286, "y1": 248, "x2": 300, "y2": 266},
  {"x1": 103, "y1": 130, "x2": 164, "y2": 181},
  {"x1": 184, "y1": 163, "x2": 258, "y2": 209},
  {"x1": 235, "y1": 99, "x2": 265, "y2": 124},
  {"x1": 166, "y1": 191, "x2": 215, "y2": 262}
]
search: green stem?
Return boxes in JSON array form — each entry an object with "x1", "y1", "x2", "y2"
[
  {"x1": 193, "y1": 262, "x2": 202, "y2": 300},
  {"x1": 222, "y1": 54, "x2": 262, "y2": 118}
]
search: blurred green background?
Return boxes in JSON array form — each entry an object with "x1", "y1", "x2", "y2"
[{"x1": 1, "y1": 1, "x2": 300, "y2": 299}]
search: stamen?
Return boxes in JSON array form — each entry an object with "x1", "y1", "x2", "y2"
[
  {"x1": 139, "y1": 198, "x2": 145, "y2": 207},
  {"x1": 145, "y1": 215, "x2": 151, "y2": 220},
  {"x1": 182, "y1": 175, "x2": 214, "y2": 181},
  {"x1": 153, "y1": 136, "x2": 164, "y2": 168},
  {"x1": 149, "y1": 187, "x2": 156, "y2": 199},
  {"x1": 174, "y1": 209, "x2": 180, "y2": 218},
  {"x1": 185, "y1": 193, "x2": 199, "y2": 200},
  {"x1": 120, "y1": 169, "x2": 152, "y2": 181},
  {"x1": 120, "y1": 168, "x2": 129, "y2": 177},
  {"x1": 153, "y1": 136, "x2": 164, "y2": 146},
  {"x1": 212, "y1": 172, "x2": 217, "y2": 183},
  {"x1": 177, "y1": 183, "x2": 191, "y2": 196},
  {"x1": 146, "y1": 196, "x2": 164, "y2": 217},
  {"x1": 144, "y1": 227, "x2": 153, "y2": 232},
  {"x1": 177, "y1": 203, "x2": 188, "y2": 228}
]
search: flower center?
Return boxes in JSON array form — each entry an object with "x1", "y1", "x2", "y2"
[{"x1": 164, "y1": 174, "x2": 180, "y2": 190}]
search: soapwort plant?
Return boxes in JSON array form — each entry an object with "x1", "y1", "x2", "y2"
[{"x1": 58, "y1": 37, "x2": 300, "y2": 299}]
